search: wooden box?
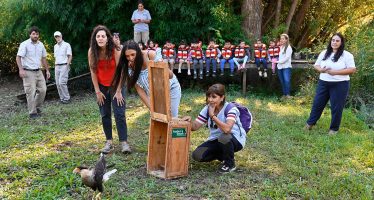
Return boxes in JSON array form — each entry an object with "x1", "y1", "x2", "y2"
[{"x1": 146, "y1": 61, "x2": 191, "y2": 179}]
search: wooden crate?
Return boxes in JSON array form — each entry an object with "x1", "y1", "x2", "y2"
[
  {"x1": 147, "y1": 119, "x2": 191, "y2": 179},
  {"x1": 146, "y1": 61, "x2": 191, "y2": 179}
]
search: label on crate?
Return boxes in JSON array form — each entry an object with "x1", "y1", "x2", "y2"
[{"x1": 172, "y1": 128, "x2": 187, "y2": 138}]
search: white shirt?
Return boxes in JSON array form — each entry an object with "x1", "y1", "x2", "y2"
[
  {"x1": 277, "y1": 45, "x2": 292, "y2": 69},
  {"x1": 54, "y1": 40, "x2": 72, "y2": 64},
  {"x1": 315, "y1": 50, "x2": 355, "y2": 82},
  {"x1": 17, "y1": 39, "x2": 47, "y2": 70}
]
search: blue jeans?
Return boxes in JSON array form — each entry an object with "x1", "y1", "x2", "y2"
[
  {"x1": 206, "y1": 58, "x2": 217, "y2": 72},
  {"x1": 98, "y1": 84, "x2": 128, "y2": 142},
  {"x1": 193, "y1": 59, "x2": 204, "y2": 74},
  {"x1": 255, "y1": 58, "x2": 267, "y2": 69},
  {"x1": 220, "y1": 59, "x2": 235, "y2": 73},
  {"x1": 233, "y1": 56, "x2": 248, "y2": 68},
  {"x1": 307, "y1": 80, "x2": 350, "y2": 131},
  {"x1": 277, "y1": 68, "x2": 292, "y2": 96}
]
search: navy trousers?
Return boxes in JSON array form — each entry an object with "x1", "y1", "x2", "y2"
[{"x1": 307, "y1": 80, "x2": 350, "y2": 131}]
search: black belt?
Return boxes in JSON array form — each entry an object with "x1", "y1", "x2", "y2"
[
  {"x1": 23, "y1": 68, "x2": 40, "y2": 71},
  {"x1": 56, "y1": 63, "x2": 68, "y2": 66}
]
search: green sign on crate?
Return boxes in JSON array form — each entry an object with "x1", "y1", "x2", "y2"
[{"x1": 172, "y1": 128, "x2": 187, "y2": 138}]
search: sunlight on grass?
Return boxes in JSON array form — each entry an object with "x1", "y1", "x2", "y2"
[{"x1": 1, "y1": 91, "x2": 373, "y2": 199}]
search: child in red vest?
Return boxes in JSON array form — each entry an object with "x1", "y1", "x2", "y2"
[
  {"x1": 254, "y1": 39, "x2": 268, "y2": 78},
  {"x1": 233, "y1": 40, "x2": 251, "y2": 71},
  {"x1": 190, "y1": 40, "x2": 205, "y2": 79},
  {"x1": 162, "y1": 40, "x2": 176, "y2": 70},
  {"x1": 205, "y1": 39, "x2": 221, "y2": 77},
  {"x1": 268, "y1": 39, "x2": 280, "y2": 75},
  {"x1": 220, "y1": 41, "x2": 235, "y2": 76},
  {"x1": 177, "y1": 40, "x2": 191, "y2": 75}
]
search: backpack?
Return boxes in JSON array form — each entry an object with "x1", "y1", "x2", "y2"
[{"x1": 207, "y1": 102, "x2": 253, "y2": 134}]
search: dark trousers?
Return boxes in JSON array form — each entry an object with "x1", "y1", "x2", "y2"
[
  {"x1": 277, "y1": 68, "x2": 292, "y2": 96},
  {"x1": 206, "y1": 58, "x2": 217, "y2": 72},
  {"x1": 307, "y1": 80, "x2": 350, "y2": 131},
  {"x1": 99, "y1": 84, "x2": 128, "y2": 142},
  {"x1": 255, "y1": 58, "x2": 267, "y2": 69},
  {"x1": 192, "y1": 134, "x2": 243, "y2": 168}
]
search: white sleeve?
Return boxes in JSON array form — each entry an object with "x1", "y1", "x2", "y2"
[
  {"x1": 344, "y1": 51, "x2": 355, "y2": 68},
  {"x1": 278, "y1": 46, "x2": 292, "y2": 64},
  {"x1": 41, "y1": 44, "x2": 47, "y2": 58},
  {"x1": 314, "y1": 50, "x2": 326, "y2": 66},
  {"x1": 196, "y1": 106, "x2": 209, "y2": 124},
  {"x1": 67, "y1": 43, "x2": 72, "y2": 56},
  {"x1": 17, "y1": 42, "x2": 26, "y2": 57}
]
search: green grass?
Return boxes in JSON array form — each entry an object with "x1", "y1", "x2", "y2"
[{"x1": 0, "y1": 89, "x2": 373, "y2": 199}]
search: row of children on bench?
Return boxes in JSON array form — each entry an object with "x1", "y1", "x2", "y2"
[{"x1": 138, "y1": 38, "x2": 281, "y2": 79}]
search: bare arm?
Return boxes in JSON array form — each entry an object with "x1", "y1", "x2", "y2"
[
  {"x1": 88, "y1": 49, "x2": 106, "y2": 106},
  {"x1": 67, "y1": 55, "x2": 72, "y2": 65},
  {"x1": 42, "y1": 57, "x2": 50, "y2": 79},
  {"x1": 135, "y1": 84, "x2": 150, "y2": 109},
  {"x1": 16, "y1": 56, "x2": 26, "y2": 78}
]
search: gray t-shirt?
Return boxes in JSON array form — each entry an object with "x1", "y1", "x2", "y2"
[{"x1": 131, "y1": 9, "x2": 151, "y2": 32}]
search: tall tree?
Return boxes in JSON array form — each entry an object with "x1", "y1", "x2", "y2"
[
  {"x1": 241, "y1": 0, "x2": 263, "y2": 39},
  {"x1": 274, "y1": 0, "x2": 282, "y2": 29},
  {"x1": 285, "y1": 0, "x2": 298, "y2": 33}
]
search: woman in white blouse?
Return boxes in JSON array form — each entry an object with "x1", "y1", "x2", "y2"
[
  {"x1": 305, "y1": 33, "x2": 356, "y2": 135},
  {"x1": 273, "y1": 33, "x2": 293, "y2": 98}
]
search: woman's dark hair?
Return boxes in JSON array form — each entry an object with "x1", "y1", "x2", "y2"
[
  {"x1": 28, "y1": 26, "x2": 40, "y2": 35},
  {"x1": 138, "y1": 42, "x2": 146, "y2": 50},
  {"x1": 112, "y1": 40, "x2": 144, "y2": 92},
  {"x1": 89, "y1": 25, "x2": 115, "y2": 71},
  {"x1": 206, "y1": 83, "x2": 226, "y2": 106},
  {"x1": 323, "y1": 33, "x2": 345, "y2": 62}
]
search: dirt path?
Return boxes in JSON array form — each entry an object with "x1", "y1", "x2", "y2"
[{"x1": 0, "y1": 75, "x2": 25, "y2": 115}]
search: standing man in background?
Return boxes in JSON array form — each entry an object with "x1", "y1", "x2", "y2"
[
  {"x1": 53, "y1": 31, "x2": 72, "y2": 104},
  {"x1": 16, "y1": 26, "x2": 50, "y2": 119},
  {"x1": 131, "y1": 1, "x2": 151, "y2": 44}
]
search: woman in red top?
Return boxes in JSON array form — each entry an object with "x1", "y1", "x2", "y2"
[{"x1": 88, "y1": 25, "x2": 131, "y2": 154}]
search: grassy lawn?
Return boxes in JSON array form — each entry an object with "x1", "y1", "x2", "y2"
[{"x1": 0, "y1": 89, "x2": 373, "y2": 199}]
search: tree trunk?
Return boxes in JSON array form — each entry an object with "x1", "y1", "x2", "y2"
[
  {"x1": 241, "y1": 0, "x2": 263, "y2": 40},
  {"x1": 274, "y1": 0, "x2": 282, "y2": 28},
  {"x1": 285, "y1": 0, "x2": 299, "y2": 33},
  {"x1": 261, "y1": 0, "x2": 277, "y2": 35},
  {"x1": 291, "y1": 0, "x2": 312, "y2": 42}
]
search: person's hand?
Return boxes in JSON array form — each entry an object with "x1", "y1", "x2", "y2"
[
  {"x1": 45, "y1": 70, "x2": 51, "y2": 80},
  {"x1": 181, "y1": 116, "x2": 192, "y2": 122},
  {"x1": 319, "y1": 66, "x2": 331, "y2": 73},
  {"x1": 326, "y1": 69, "x2": 337, "y2": 75},
  {"x1": 208, "y1": 104, "x2": 215, "y2": 118},
  {"x1": 96, "y1": 91, "x2": 106, "y2": 106},
  {"x1": 19, "y1": 68, "x2": 26, "y2": 78},
  {"x1": 113, "y1": 90, "x2": 125, "y2": 106}
]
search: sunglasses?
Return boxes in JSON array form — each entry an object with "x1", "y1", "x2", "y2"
[{"x1": 113, "y1": 33, "x2": 119, "y2": 37}]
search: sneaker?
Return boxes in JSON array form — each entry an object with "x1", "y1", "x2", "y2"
[
  {"x1": 61, "y1": 100, "x2": 71, "y2": 104},
  {"x1": 263, "y1": 71, "x2": 268, "y2": 78},
  {"x1": 258, "y1": 71, "x2": 263, "y2": 77},
  {"x1": 187, "y1": 70, "x2": 191, "y2": 75},
  {"x1": 220, "y1": 72, "x2": 224, "y2": 76},
  {"x1": 304, "y1": 124, "x2": 314, "y2": 130},
  {"x1": 121, "y1": 141, "x2": 132, "y2": 153},
  {"x1": 101, "y1": 142, "x2": 113, "y2": 154},
  {"x1": 206, "y1": 71, "x2": 210, "y2": 77},
  {"x1": 230, "y1": 72, "x2": 234, "y2": 77},
  {"x1": 199, "y1": 74, "x2": 203, "y2": 79},
  {"x1": 328, "y1": 130, "x2": 338, "y2": 135},
  {"x1": 29, "y1": 113, "x2": 40, "y2": 119},
  {"x1": 218, "y1": 163, "x2": 236, "y2": 174},
  {"x1": 212, "y1": 72, "x2": 216, "y2": 77},
  {"x1": 178, "y1": 69, "x2": 181, "y2": 73},
  {"x1": 193, "y1": 73, "x2": 197, "y2": 79}
]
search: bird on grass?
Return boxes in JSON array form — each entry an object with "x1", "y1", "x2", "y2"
[{"x1": 73, "y1": 153, "x2": 117, "y2": 200}]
